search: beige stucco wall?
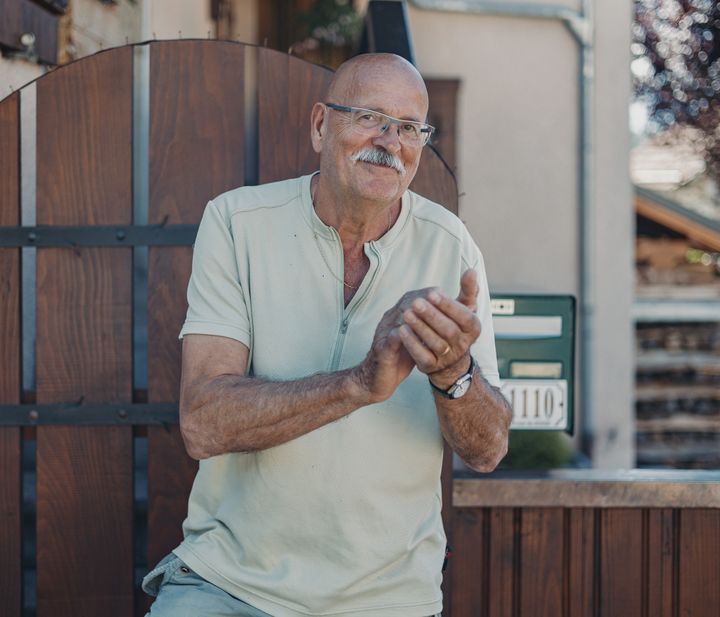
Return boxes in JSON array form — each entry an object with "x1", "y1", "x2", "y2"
[
  {"x1": 149, "y1": 0, "x2": 214, "y2": 39},
  {"x1": 407, "y1": 1, "x2": 634, "y2": 467},
  {"x1": 0, "y1": 56, "x2": 44, "y2": 96},
  {"x1": 409, "y1": 10, "x2": 579, "y2": 294},
  {"x1": 230, "y1": 0, "x2": 259, "y2": 44},
  {"x1": 67, "y1": 0, "x2": 141, "y2": 59}
]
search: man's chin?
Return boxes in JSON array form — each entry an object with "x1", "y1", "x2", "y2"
[{"x1": 355, "y1": 178, "x2": 405, "y2": 203}]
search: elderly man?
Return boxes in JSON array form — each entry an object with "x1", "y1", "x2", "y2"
[{"x1": 142, "y1": 53, "x2": 512, "y2": 617}]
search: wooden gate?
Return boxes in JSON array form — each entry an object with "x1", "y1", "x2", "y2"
[{"x1": 0, "y1": 40, "x2": 457, "y2": 617}]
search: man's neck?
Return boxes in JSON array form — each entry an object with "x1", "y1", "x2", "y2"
[{"x1": 311, "y1": 174, "x2": 400, "y2": 255}]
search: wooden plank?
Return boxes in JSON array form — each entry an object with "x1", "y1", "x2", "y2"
[
  {"x1": 599, "y1": 509, "x2": 643, "y2": 617},
  {"x1": 635, "y1": 284, "x2": 720, "y2": 300},
  {"x1": 257, "y1": 0, "x2": 280, "y2": 50},
  {"x1": 636, "y1": 193, "x2": 720, "y2": 253},
  {"x1": 410, "y1": 147, "x2": 459, "y2": 215},
  {"x1": 257, "y1": 48, "x2": 332, "y2": 183},
  {"x1": 146, "y1": 40, "x2": 246, "y2": 572},
  {"x1": 637, "y1": 415, "x2": 720, "y2": 434},
  {"x1": 646, "y1": 509, "x2": 675, "y2": 617},
  {"x1": 487, "y1": 508, "x2": 516, "y2": 617},
  {"x1": 425, "y1": 78, "x2": 459, "y2": 172},
  {"x1": 636, "y1": 350, "x2": 720, "y2": 371},
  {"x1": 148, "y1": 41, "x2": 245, "y2": 226},
  {"x1": 519, "y1": 508, "x2": 563, "y2": 617},
  {"x1": 678, "y1": 509, "x2": 720, "y2": 617},
  {"x1": 566, "y1": 509, "x2": 595, "y2": 617},
  {"x1": 35, "y1": 46, "x2": 133, "y2": 617},
  {"x1": 0, "y1": 91, "x2": 22, "y2": 617},
  {"x1": 146, "y1": 247, "x2": 196, "y2": 572},
  {"x1": 454, "y1": 476, "x2": 720, "y2": 508},
  {"x1": 449, "y1": 508, "x2": 487, "y2": 617},
  {"x1": 636, "y1": 384, "x2": 720, "y2": 403},
  {"x1": 441, "y1": 443, "x2": 454, "y2": 616}
]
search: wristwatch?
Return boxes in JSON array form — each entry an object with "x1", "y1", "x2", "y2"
[{"x1": 429, "y1": 356, "x2": 475, "y2": 400}]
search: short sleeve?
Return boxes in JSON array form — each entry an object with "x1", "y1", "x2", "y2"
[
  {"x1": 179, "y1": 200, "x2": 251, "y2": 347},
  {"x1": 469, "y1": 248, "x2": 501, "y2": 388}
]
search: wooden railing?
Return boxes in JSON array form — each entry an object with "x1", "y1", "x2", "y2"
[{"x1": 443, "y1": 470, "x2": 720, "y2": 617}]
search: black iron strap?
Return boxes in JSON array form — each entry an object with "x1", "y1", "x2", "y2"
[
  {"x1": 0, "y1": 402, "x2": 179, "y2": 426},
  {"x1": 0, "y1": 224, "x2": 198, "y2": 247}
]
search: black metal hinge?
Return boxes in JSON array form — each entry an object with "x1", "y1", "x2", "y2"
[
  {"x1": 0, "y1": 402, "x2": 180, "y2": 426},
  {"x1": 0, "y1": 225, "x2": 198, "y2": 248}
]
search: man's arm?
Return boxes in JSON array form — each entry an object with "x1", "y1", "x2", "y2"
[
  {"x1": 179, "y1": 334, "x2": 367, "y2": 459},
  {"x1": 179, "y1": 288, "x2": 436, "y2": 460},
  {"x1": 398, "y1": 269, "x2": 513, "y2": 472},
  {"x1": 430, "y1": 364, "x2": 512, "y2": 472}
]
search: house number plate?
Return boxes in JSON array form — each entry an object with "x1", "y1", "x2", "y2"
[{"x1": 500, "y1": 379, "x2": 568, "y2": 430}]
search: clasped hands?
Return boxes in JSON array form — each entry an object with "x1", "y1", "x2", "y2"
[{"x1": 356, "y1": 269, "x2": 482, "y2": 402}]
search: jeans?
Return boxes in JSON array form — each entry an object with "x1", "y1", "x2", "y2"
[
  {"x1": 142, "y1": 553, "x2": 442, "y2": 617},
  {"x1": 142, "y1": 553, "x2": 272, "y2": 617}
]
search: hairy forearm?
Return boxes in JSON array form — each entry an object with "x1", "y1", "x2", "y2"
[
  {"x1": 434, "y1": 374, "x2": 513, "y2": 472},
  {"x1": 180, "y1": 369, "x2": 368, "y2": 459}
]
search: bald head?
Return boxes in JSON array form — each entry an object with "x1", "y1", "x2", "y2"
[
  {"x1": 327, "y1": 53, "x2": 429, "y2": 114},
  {"x1": 309, "y1": 53, "x2": 430, "y2": 206}
]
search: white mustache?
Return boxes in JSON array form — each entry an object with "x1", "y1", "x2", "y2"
[{"x1": 351, "y1": 148, "x2": 406, "y2": 176}]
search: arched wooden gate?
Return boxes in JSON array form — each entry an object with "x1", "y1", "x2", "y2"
[{"x1": 0, "y1": 41, "x2": 458, "y2": 617}]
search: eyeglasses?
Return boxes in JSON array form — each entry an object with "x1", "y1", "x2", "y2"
[{"x1": 324, "y1": 103, "x2": 435, "y2": 147}]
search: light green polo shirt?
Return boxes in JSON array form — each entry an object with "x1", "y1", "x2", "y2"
[{"x1": 176, "y1": 173, "x2": 500, "y2": 617}]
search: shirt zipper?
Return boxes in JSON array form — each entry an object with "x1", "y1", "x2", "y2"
[{"x1": 328, "y1": 238, "x2": 381, "y2": 371}]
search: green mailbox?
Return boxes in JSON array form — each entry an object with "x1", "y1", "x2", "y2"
[{"x1": 491, "y1": 295, "x2": 576, "y2": 433}]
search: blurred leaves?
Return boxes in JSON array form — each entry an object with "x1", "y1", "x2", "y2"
[
  {"x1": 293, "y1": 0, "x2": 362, "y2": 51},
  {"x1": 634, "y1": 0, "x2": 720, "y2": 182}
]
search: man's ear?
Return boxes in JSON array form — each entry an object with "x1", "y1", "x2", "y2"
[{"x1": 310, "y1": 103, "x2": 327, "y2": 154}]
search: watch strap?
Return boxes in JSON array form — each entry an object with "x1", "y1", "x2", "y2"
[{"x1": 429, "y1": 356, "x2": 475, "y2": 399}]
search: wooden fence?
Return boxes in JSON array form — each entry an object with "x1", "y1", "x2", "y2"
[{"x1": 446, "y1": 472, "x2": 720, "y2": 617}]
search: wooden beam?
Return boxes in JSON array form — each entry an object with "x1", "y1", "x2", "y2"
[
  {"x1": 453, "y1": 472, "x2": 720, "y2": 508},
  {"x1": 636, "y1": 193, "x2": 720, "y2": 252}
]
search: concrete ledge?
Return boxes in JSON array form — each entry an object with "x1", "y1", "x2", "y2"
[{"x1": 453, "y1": 470, "x2": 720, "y2": 508}]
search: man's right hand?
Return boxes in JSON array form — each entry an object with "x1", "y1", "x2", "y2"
[{"x1": 353, "y1": 287, "x2": 440, "y2": 403}]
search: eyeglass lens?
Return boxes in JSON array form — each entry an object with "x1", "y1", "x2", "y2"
[{"x1": 350, "y1": 109, "x2": 431, "y2": 146}]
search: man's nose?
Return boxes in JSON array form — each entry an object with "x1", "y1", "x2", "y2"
[{"x1": 372, "y1": 122, "x2": 402, "y2": 153}]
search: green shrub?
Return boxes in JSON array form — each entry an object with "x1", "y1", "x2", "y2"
[{"x1": 500, "y1": 430, "x2": 574, "y2": 469}]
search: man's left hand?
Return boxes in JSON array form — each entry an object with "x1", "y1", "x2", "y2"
[{"x1": 399, "y1": 268, "x2": 481, "y2": 389}]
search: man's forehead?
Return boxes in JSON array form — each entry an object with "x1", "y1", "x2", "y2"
[
  {"x1": 329, "y1": 55, "x2": 426, "y2": 97},
  {"x1": 329, "y1": 57, "x2": 428, "y2": 118}
]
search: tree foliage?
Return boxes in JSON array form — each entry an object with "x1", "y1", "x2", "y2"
[{"x1": 634, "y1": 0, "x2": 720, "y2": 182}]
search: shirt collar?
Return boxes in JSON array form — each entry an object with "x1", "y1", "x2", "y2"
[{"x1": 300, "y1": 172, "x2": 412, "y2": 249}]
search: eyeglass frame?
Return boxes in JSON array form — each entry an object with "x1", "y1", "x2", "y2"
[{"x1": 323, "y1": 102, "x2": 435, "y2": 147}]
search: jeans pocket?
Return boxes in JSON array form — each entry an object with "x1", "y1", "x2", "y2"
[{"x1": 141, "y1": 553, "x2": 184, "y2": 597}]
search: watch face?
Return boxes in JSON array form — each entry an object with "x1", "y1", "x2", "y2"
[{"x1": 451, "y1": 379, "x2": 471, "y2": 399}]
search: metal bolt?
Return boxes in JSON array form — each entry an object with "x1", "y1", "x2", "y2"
[
  {"x1": 29, "y1": 409, "x2": 39, "y2": 422},
  {"x1": 20, "y1": 32, "x2": 35, "y2": 47},
  {"x1": 27, "y1": 231, "x2": 37, "y2": 242},
  {"x1": 117, "y1": 408, "x2": 128, "y2": 419},
  {"x1": 116, "y1": 229, "x2": 126, "y2": 241},
  {"x1": 20, "y1": 32, "x2": 36, "y2": 48}
]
